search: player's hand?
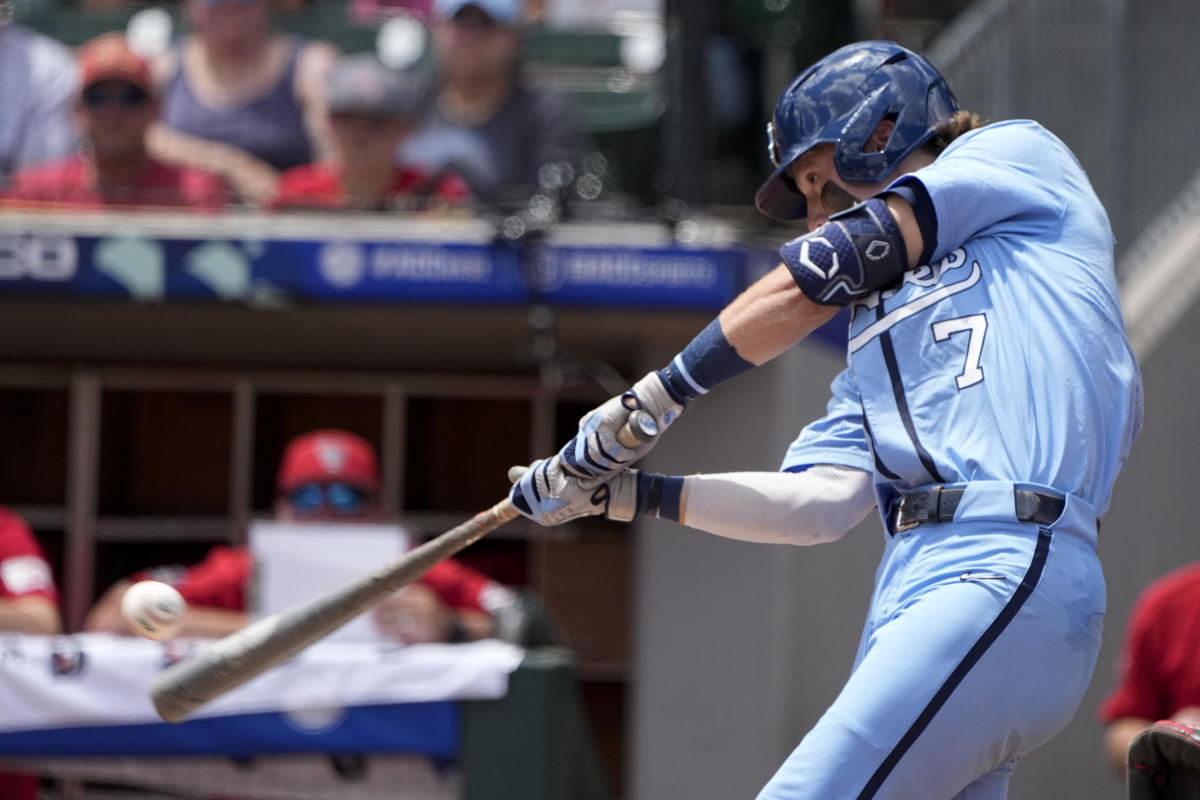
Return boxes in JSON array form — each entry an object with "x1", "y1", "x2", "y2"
[
  {"x1": 561, "y1": 372, "x2": 683, "y2": 488},
  {"x1": 508, "y1": 460, "x2": 638, "y2": 525}
]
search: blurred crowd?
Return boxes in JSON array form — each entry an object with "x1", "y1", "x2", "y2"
[{"x1": 0, "y1": 0, "x2": 592, "y2": 214}]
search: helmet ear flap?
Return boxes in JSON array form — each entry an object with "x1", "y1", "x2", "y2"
[{"x1": 833, "y1": 86, "x2": 896, "y2": 182}]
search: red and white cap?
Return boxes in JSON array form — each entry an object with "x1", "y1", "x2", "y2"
[
  {"x1": 276, "y1": 429, "x2": 380, "y2": 492},
  {"x1": 78, "y1": 33, "x2": 153, "y2": 94}
]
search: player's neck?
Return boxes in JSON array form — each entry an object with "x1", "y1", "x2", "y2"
[{"x1": 894, "y1": 150, "x2": 937, "y2": 178}]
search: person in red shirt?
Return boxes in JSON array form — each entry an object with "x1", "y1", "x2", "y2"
[
  {"x1": 0, "y1": 507, "x2": 61, "y2": 800},
  {"x1": 1099, "y1": 561, "x2": 1200, "y2": 777},
  {"x1": 85, "y1": 429, "x2": 512, "y2": 643},
  {"x1": 272, "y1": 54, "x2": 469, "y2": 212},
  {"x1": 4, "y1": 33, "x2": 228, "y2": 211},
  {"x1": 0, "y1": 507, "x2": 60, "y2": 634}
]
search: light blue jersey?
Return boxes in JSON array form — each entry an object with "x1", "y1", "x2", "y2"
[
  {"x1": 783, "y1": 120, "x2": 1142, "y2": 522},
  {"x1": 762, "y1": 121, "x2": 1142, "y2": 800}
]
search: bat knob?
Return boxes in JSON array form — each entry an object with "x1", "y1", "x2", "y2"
[{"x1": 616, "y1": 409, "x2": 658, "y2": 448}]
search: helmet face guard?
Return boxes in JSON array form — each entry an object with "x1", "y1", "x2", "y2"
[{"x1": 755, "y1": 41, "x2": 959, "y2": 221}]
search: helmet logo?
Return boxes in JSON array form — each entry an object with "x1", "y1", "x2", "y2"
[
  {"x1": 766, "y1": 122, "x2": 782, "y2": 167},
  {"x1": 865, "y1": 240, "x2": 890, "y2": 261},
  {"x1": 316, "y1": 440, "x2": 347, "y2": 474}
]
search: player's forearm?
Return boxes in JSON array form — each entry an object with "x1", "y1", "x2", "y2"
[
  {"x1": 638, "y1": 466, "x2": 875, "y2": 545},
  {"x1": 718, "y1": 264, "x2": 840, "y2": 366},
  {"x1": 655, "y1": 265, "x2": 837, "y2": 406},
  {"x1": 1106, "y1": 717, "x2": 1153, "y2": 778},
  {"x1": 0, "y1": 596, "x2": 62, "y2": 634}
]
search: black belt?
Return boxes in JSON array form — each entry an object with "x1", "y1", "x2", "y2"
[{"x1": 891, "y1": 486, "x2": 1065, "y2": 533}]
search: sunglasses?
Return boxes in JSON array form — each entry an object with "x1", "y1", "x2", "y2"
[
  {"x1": 287, "y1": 482, "x2": 373, "y2": 516},
  {"x1": 81, "y1": 83, "x2": 149, "y2": 109}
]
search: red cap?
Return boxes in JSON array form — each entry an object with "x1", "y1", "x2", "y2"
[
  {"x1": 78, "y1": 33, "x2": 153, "y2": 94},
  {"x1": 276, "y1": 430, "x2": 380, "y2": 492}
]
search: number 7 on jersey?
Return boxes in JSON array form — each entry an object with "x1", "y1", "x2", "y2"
[{"x1": 932, "y1": 314, "x2": 987, "y2": 389}]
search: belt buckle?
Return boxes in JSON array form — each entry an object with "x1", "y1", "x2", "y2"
[
  {"x1": 893, "y1": 486, "x2": 942, "y2": 533},
  {"x1": 894, "y1": 514, "x2": 919, "y2": 533},
  {"x1": 893, "y1": 493, "x2": 921, "y2": 533}
]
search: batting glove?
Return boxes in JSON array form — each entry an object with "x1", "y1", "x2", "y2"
[
  {"x1": 508, "y1": 459, "x2": 639, "y2": 525},
  {"x1": 560, "y1": 372, "x2": 684, "y2": 489}
]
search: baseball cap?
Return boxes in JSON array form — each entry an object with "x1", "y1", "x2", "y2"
[
  {"x1": 276, "y1": 430, "x2": 380, "y2": 492},
  {"x1": 433, "y1": 0, "x2": 522, "y2": 26},
  {"x1": 326, "y1": 54, "x2": 426, "y2": 119},
  {"x1": 78, "y1": 33, "x2": 153, "y2": 94}
]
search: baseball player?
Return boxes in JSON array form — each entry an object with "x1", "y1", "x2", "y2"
[{"x1": 508, "y1": 41, "x2": 1143, "y2": 799}]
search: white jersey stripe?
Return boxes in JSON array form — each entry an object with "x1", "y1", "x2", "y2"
[{"x1": 848, "y1": 262, "x2": 982, "y2": 354}]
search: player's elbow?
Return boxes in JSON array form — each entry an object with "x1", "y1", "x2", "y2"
[
  {"x1": 779, "y1": 468, "x2": 876, "y2": 545},
  {"x1": 749, "y1": 484, "x2": 872, "y2": 545},
  {"x1": 771, "y1": 502, "x2": 863, "y2": 545}
]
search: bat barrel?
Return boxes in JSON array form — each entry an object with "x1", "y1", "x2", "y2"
[{"x1": 151, "y1": 499, "x2": 518, "y2": 722}]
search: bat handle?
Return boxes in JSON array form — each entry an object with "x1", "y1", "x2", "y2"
[{"x1": 615, "y1": 409, "x2": 658, "y2": 448}]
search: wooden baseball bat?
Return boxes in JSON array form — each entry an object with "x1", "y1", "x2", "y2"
[{"x1": 150, "y1": 409, "x2": 657, "y2": 723}]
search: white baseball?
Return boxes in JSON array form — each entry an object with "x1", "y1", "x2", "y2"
[{"x1": 121, "y1": 580, "x2": 187, "y2": 641}]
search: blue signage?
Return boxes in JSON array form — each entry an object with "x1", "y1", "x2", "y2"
[{"x1": 0, "y1": 226, "x2": 765, "y2": 311}]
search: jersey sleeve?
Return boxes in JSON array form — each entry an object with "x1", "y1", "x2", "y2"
[
  {"x1": 887, "y1": 121, "x2": 1070, "y2": 265},
  {"x1": 780, "y1": 367, "x2": 875, "y2": 474},
  {"x1": 135, "y1": 545, "x2": 252, "y2": 611},
  {"x1": 0, "y1": 509, "x2": 58, "y2": 602},
  {"x1": 419, "y1": 558, "x2": 511, "y2": 615},
  {"x1": 1098, "y1": 588, "x2": 1170, "y2": 723}
]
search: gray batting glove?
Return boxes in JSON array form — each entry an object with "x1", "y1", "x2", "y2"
[
  {"x1": 508, "y1": 461, "x2": 639, "y2": 525},
  {"x1": 560, "y1": 371, "x2": 684, "y2": 489}
]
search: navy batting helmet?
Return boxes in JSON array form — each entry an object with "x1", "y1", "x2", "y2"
[{"x1": 755, "y1": 40, "x2": 958, "y2": 221}]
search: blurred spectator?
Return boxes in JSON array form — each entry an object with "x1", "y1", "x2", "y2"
[
  {"x1": 0, "y1": 508, "x2": 59, "y2": 636},
  {"x1": 85, "y1": 430, "x2": 515, "y2": 644},
  {"x1": 273, "y1": 54, "x2": 469, "y2": 211},
  {"x1": 146, "y1": 0, "x2": 339, "y2": 205},
  {"x1": 349, "y1": 0, "x2": 433, "y2": 25},
  {"x1": 0, "y1": 3, "x2": 78, "y2": 188},
  {"x1": 0, "y1": 506, "x2": 61, "y2": 800},
  {"x1": 1099, "y1": 561, "x2": 1200, "y2": 777},
  {"x1": 6, "y1": 34, "x2": 228, "y2": 210},
  {"x1": 346, "y1": 0, "x2": 541, "y2": 26},
  {"x1": 399, "y1": 0, "x2": 588, "y2": 206}
]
